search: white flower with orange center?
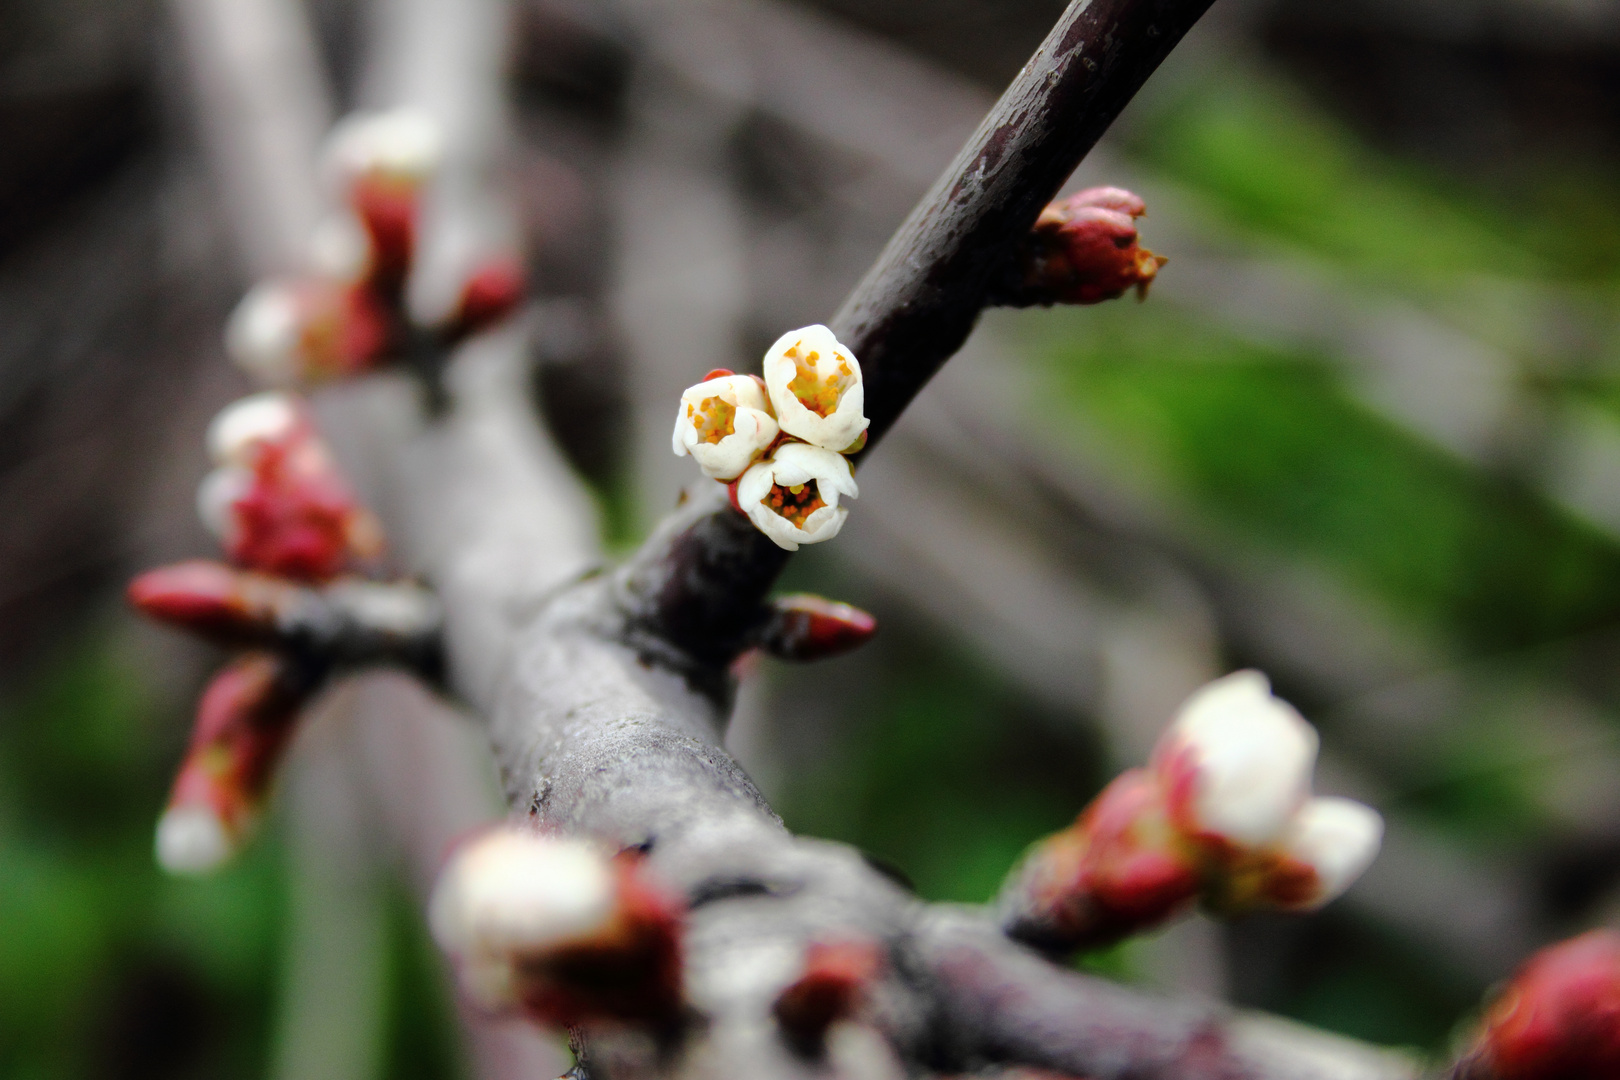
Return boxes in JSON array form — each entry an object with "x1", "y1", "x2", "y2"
[
  {"x1": 671, "y1": 373, "x2": 779, "y2": 481},
  {"x1": 736, "y1": 442, "x2": 858, "y2": 551},
  {"x1": 762, "y1": 324, "x2": 869, "y2": 452}
]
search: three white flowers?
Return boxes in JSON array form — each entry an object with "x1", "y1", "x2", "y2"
[{"x1": 672, "y1": 325, "x2": 869, "y2": 551}]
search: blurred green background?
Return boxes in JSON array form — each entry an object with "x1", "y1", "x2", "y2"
[{"x1": 5, "y1": 0, "x2": 1620, "y2": 1076}]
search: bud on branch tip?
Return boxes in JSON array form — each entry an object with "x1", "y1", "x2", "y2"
[
  {"x1": 1000, "y1": 670, "x2": 1383, "y2": 952},
  {"x1": 430, "y1": 828, "x2": 684, "y2": 1029},
  {"x1": 996, "y1": 186, "x2": 1167, "y2": 308},
  {"x1": 1459, "y1": 929, "x2": 1620, "y2": 1080}
]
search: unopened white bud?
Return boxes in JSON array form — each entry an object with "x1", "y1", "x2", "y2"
[
  {"x1": 196, "y1": 466, "x2": 251, "y2": 542},
  {"x1": 323, "y1": 108, "x2": 443, "y2": 191},
  {"x1": 762, "y1": 325, "x2": 868, "y2": 452},
  {"x1": 430, "y1": 830, "x2": 616, "y2": 1006},
  {"x1": 156, "y1": 805, "x2": 232, "y2": 875},
  {"x1": 206, "y1": 392, "x2": 302, "y2": 467},
  {"x1": 1276, "y1": 797, "x2": 1383, "y2": 909},
  {"x1": 672, "y1": 374, "x2": 779, "y2": 481},
  {"x1": 226, "y1": 282, "x2": 305, "y2": 386},
  {"x1": 1156, "y1": 670, "x2": 1318, "y2": 847},
  {"x1": 736, "y1": 442, "x2": 858, "y2": 551}
]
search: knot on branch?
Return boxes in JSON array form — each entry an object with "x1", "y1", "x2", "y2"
[
  {"x1": 430, "y1": 828, "x2": 685, "y2": 1032},
  {"x1": 990, "y1": 186, "x2": 1166, "y2": 308},
  {"x1": 997, "y1": 670, "x2": 1383, "y2": 953},
  {"x1": 772, "y1": 938, "x2": 886, "y2": 1057},
  {"x1": 131, "y1": 395, "x2": 442, "y2": 874},
  {"x1": 673, "y1": 325, "x2": 867, "y2": 551},
  {"x1": 227, "y1": 108, "x2": 525, "y2": 389},
  {"x1": 1451, "y1": 929, "x2": 1620, "y2": 1080}
]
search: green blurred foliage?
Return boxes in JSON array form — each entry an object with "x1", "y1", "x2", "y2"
[{"x1": 0, "y1": 633, "x2": 463, "y2": 1080}]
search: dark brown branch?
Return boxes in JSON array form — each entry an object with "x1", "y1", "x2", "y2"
[{"x1": 618, "y1": 0, "x2": 1215, "y2": 667}]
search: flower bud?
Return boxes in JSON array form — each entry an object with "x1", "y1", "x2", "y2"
[
  {"x1": 735, "y1": 442, "x2": 858, "y2": 551},
  {"x1": 431, "y1": 829, "x2": 684, "y2": 1028},
  {"x1": 1001, "y1": 186, "x2": 1167, "y2": 307},
  {"x1": 226, "y1": 279, "x2": 391, "y2": 385},
  {"x1": 206, "y1": 392, "x2": 305, "y2": 467},
  {"x1": 756, "y1": 594, "x2": 877, "y2": 661},
  {"x1": 448, "y1": 256, "x2": 527, "y2": 341},
  {"x1": 1152, "y1": 670, "x2": 1317, "y2": 849},
  {"x1": 672, "y1": 374, "x2": 779, "y2": 481},
  {"x1": 1465, "y1": 930, "x2": 1620, "y2": 1080},
  {"x1": 1001, "y1": 671, "x2": 1382, "y2": 952},
  {"x1": 762, "y1": 325, "x2": 869, "y2": 452},
  {"x1": 323, "y1": 110, "x2": 441, "y2": 295},
  {"x1": 773, "y1": 939, "x2": 885, "y2": 1056},
  {"x1": 998, "y1": 770, "x2": 1201, "y2": 952},
  {"x1": 323, "y1": 108, "x2": 443, "y2": 192},
  {"x1": 197, "y1": 397, "x2": 384, "y2": 582},
  {"x1": 156, "y1": 651, "x2": 312, "y2": 874}
]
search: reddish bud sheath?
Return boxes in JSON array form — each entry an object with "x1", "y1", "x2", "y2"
[
  {"x1": 998, "y1": 185, "x2": 1166, "y2": 308},
  {"x1": 128, "y1": 561, "x2": 299, "y2": 645},
  {"x1": 224, "y1": 437, "x2": 384, "y2": 583},
  {"x1": 1470, "y1": 930, "x2": 1620, "y2": 1080},
  {"x1": 773, "y1": 939, "x2": 885, "y2": 1055},
  {"x1": 702, "y1": 368, "x2": 735, "y2": 381},
  {"x1": 756, "y1": 594, "x2": 877, "y2": 662},
  {"x1": 516, "y1": 852, "x2": 686, "y2": 1030},
  {"x1": 350, "y1": 174, "x2": 418, "y2": 302},
  {"x1": 998, "y1": 769, "x2": 1200, "y2": 954},
  {"x1": 449, "y1": 257, "x2": 527, "y2": 341},
  {"x1": 161, "y1": 651, "x2": 316, "y2": 868}
]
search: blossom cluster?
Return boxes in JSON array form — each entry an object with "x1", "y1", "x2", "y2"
[
  {"x1": 226, "y1": 108, "x2": 524, "y2": 387},
  {"x1": 672, "y1": 324, "x2": 868, "y2": 550},
  {"x1": 133, "y1": 393, "x2": 405, "y2": 874},
  {"x1": 1002, "y1": 670, "x2": 1383, "y2": 949}
]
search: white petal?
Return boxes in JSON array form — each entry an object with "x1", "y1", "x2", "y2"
[
  {"x1": 206, "y1": 392, "x2": 302, "y2": 466},
  {"x1": 156, "y1": 805, "x2": 232, "y2": 875},
  {"x1": 672, "y1": 375, "x2": 779, "y2": 481},
  {"x1": 1161, "y1": 670, "x2": 1318, "y2": 846},
  {"x1": 225, "y1": 284, "x2": 304, "y2": 386},
  {"x1": 323, "y1": 107, "x2": 443, "y2": 189},
  {"x1": 762, "y1": 325, "x2": 869, "y2": 451},
  {"x1": 429, "y1": 830, "x2": 616, "y2": 958},
  {"x1": 1278, "y1": 797, "x2": 1383, "y2": 907},
  {"x1": 736, "y1": 443, "x2": 856, "y2": 551},
  {"x1": 196, "y1": 467, "x2": 252, "y2": 542}
]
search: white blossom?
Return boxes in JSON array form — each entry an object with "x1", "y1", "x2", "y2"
[
  {"x1": 1154, "y1": 670, "x2": 1318, "y2": 847},
  {"x1": 226, "y1": 282, "x2": 305, "y2": 386},
  {"x1": 206, "y1": 392, "x2": 302, "y2": 466},
  {"x1": 1275, "y1": 796, "x2": 1384, "y2": 908},
  {"x1": 155, "y1": 805, "x2": 232, "y2": 875},
  {"x1": 762, "y1": 325, "x2": 869, "y2": 452},
  {"x1": 323, "y1": 107, "x2": 443, "y2": 191},
  {"x1": 671, "y1": 374, "x2": 779, "y2": 481},
  {"x1": 736, "y1": 442, "x2": 858, "y2": 551},
  {"x1": 429, "y1": 829, "x2": 616, "y2": 1008}
]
